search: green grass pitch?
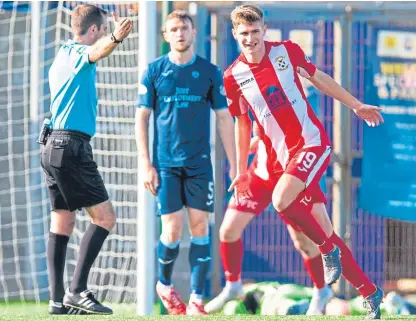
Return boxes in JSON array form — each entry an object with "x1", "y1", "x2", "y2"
[{"x1": 0, "y1": 302, "x2": 414, "y2": 321}]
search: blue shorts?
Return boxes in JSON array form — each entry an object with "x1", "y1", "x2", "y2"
[{"x1": 156, "y1": 161, "x2": 214, "y2": 215}]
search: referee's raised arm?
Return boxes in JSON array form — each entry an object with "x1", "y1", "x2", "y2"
[
  {"x1": 88, "y1": 12, "x2": 133, "y2": 62},
  {"x1": 41, "y1": 4, "x2": 132, "y2": 316}
]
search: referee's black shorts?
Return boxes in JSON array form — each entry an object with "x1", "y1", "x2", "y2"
[{"x1": 41, "y1": 130, "x2": 109, "y2": 212}]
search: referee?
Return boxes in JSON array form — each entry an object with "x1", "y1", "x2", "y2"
[{"x1": 41, "y1": 4, "x2": 132, "y2": 315}]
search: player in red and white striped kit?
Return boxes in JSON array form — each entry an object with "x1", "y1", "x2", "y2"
[
  {"x1": 222, "y1": 4, "x2": 384, "y2": 319},
  {"x1": 205, "y1": 123, "x2": 334, "y2": 315}
]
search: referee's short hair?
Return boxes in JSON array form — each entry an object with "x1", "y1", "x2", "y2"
[{"x1": 71, "y1": 4, "x2": 108, "y2": 36}]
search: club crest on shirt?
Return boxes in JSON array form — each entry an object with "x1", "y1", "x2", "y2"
[
  {"x1": 305, "y1": 55, "x2": 311, "y2": 63},
  {"x1": 275, "y1": 56, "x2": 289, "y2": 71},
  {"x1": 192, "y1": 70, "x2": 200, "y2": 79}
]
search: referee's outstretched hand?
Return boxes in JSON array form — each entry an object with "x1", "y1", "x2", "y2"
[{"x1": 112, "y1": 12, "x2": 133, "y2": 42}]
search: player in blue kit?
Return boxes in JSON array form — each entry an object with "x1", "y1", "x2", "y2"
[{"x1": 136, "y1": 10, "x2": 236, "y2": 316}]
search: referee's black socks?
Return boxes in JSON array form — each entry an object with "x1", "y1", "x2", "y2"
[
  {"x1": 48, "y1": 232, "x2": 70, "y2": 302},
  {"x1": 69, "y1": 224, "x2": 109, "y2": 294}
]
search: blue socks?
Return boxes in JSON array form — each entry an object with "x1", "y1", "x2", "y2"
[
  {"x1": 158, "y1": 234, "x2": 211, "y2": 298},
  {"x1": 157, "y1": 238, "x2": 179, "y2": 286},
  {"x1": 189, "y1": 235, "x2": 210, "y2": 296}
]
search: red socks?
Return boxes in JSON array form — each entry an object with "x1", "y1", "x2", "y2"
[
  {"x1": 220, "y1": 239, "x2": 243, "y2": 282},
  {"x1": 303, "y1": 255, "x2": 325, "y2": 289},
  {"x1": 219, "y1": 221, "x2": 376, "y2": 298},
  {"x1": 329, "y1": 233, "x2": 376, "y2": 297},
  {"x1": 279, "y1": 194, "x2": 333, "y2": 254}
]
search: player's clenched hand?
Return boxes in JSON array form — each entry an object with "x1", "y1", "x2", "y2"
[
  {"x1": 353, "y1": 103, "x2": 384, "y2": 127},
  {"x1": 142, "y1": 165, "x2": 159, "y2": 196},
  {"x1": 228, "y1": 172, "x2": 252, "y2": 205},
  {"x1": 112, "y1": 12, "x2": 133, "y2": 41}
]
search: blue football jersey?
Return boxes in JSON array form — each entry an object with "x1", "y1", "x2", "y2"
[
  {"x1": 49, "y1": 40, "x2": 98, "y2": 137},
  {"x1": 137, "y1": 53, "x2": 227, "y2": 167}
]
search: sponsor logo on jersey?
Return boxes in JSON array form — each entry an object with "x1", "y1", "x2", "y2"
[
  {"x1": 266, "y1": 85, "x2": 287, "y2": 110},
  {"x1": 239, "y1": 77, "x2": 255, "y2": 88}
]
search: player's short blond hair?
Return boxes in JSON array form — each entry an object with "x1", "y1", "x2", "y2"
[
  {"x1": 230, "y1": 4, "x2": 264, "y2": 28},
  {"x1": 162, "y1": 10, "x2": 194, "y2": 33}
]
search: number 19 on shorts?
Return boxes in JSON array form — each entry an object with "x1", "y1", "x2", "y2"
[{"x1": 297, "y1": 151, "x2": 317, "y2": 173}]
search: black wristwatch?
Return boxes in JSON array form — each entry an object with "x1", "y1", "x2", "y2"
[{"x1": 111, "y1": 33, "x2": 122, "y2": 44}]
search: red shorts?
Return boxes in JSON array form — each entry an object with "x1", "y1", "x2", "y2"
[
  {"x1": 227, "y1": 170, "x2": 275, "y2": 216},
  {"x1": 285, "y1": 145, "x2": 331, "y2": 188},
  {"x1": 277, "y1": 184, "x2": 327, "y2": 231},
  {"x1": 227, "y1": 170, "x2": 327, "y2": 217},
  {"x1": 227, "y1": 145, "x2": 330, "y2": 230}
]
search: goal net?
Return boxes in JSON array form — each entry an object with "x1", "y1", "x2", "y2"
[{"x1": 0, "y1": 1, "x2": 140, "y2": 303}]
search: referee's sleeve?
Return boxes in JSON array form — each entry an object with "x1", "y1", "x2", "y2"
[
  {"x1": 136, "y1": 67, "x2": 155, "y2": 109},
  {"x1": 69, "y1": 44, "x2": 94, "y2": 73}
]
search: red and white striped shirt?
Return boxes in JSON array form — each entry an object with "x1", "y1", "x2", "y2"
[
  {"x1": 252, "y1": 140, "x2": 269, "y2": 181},
  {"x1": 224, "y1": 40, "x2": 330, "y2": 174}
]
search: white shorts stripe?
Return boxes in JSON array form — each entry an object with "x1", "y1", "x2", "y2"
[{"x1": 306, "y1": 146, "x2": 331, "y2": 186}]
